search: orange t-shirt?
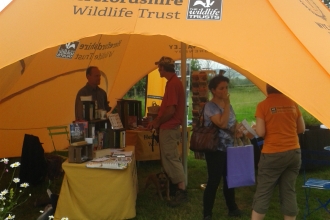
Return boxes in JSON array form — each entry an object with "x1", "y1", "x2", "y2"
[{"x1": 255, "y1": 94, "x2": 301, "y2": 153}]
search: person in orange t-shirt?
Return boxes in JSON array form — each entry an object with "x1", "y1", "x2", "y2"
[{"x1": 251, "y1": 84, "x2": 305, "y2": 220}]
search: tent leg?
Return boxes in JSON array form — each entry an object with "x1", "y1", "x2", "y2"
[{"x1": 180, "y1": 42, "x2": 188, "y2": 187}]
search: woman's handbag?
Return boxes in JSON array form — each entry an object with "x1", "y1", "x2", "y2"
[{"x1": 190, "y1": 106, "x2": 219, "y2": 153}]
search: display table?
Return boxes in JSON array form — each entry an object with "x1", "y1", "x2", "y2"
[
  {"x1": 125, "y1": 127, "x2": 191, "y2": 161},
  {"x1": 54, "y1": 145, "x2": 137, "y2": 220}
]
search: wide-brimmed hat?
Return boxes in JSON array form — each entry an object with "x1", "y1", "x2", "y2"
[{"x1": 155, "y1": 56, "x2": 175, "y2": 67}]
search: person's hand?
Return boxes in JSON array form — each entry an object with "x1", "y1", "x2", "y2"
[
  {"x1": 147, "y1": 118, "x2": 160, "y2": 130},
  {"x1": 223, "y1": 93, "x2": 231, "y2": 106},
  {"x1": 250, "y1": 121, "x2": 257, "y2": 131}
]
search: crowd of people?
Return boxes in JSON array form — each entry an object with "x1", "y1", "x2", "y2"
[{"x1": 75, "y1": 56, "x2": 305, "y2": 220}]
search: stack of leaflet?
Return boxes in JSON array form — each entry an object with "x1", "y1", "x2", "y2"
[{"x1": 86, "y1": 151, "x2": 132, "y2": 170}]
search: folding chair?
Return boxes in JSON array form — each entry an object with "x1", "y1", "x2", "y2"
[
  {"x1": 47, "y1": 126, "x2": 70, "y2": 152},
  {"x1": 301, "y1": 149, "x2": 330, "y2": 219}
]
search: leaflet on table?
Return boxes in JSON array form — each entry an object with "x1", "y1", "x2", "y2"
[
  {"x1": 112, "y1": 151, "x2": 133, "y2": 157},
  {"x1": 92, "y1": 156, "x2": 132, "y2": 163},
  {"x1": 86, "y1": 159, "x2": 128, "y2": 170},
  {"x1": 91, "y1": 156, "x2": 110, "y2": 162},
  {"x1": 93, "y1": 148, "x2": 133, "y2": 158}
]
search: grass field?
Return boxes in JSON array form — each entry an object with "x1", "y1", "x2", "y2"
[
  {"x1": 3, "y1": 152, "x2": 330, "y2": 220},
  {"x1": 228, "y1": 86, "x2": 265, "y2": 123},
  {"x1": 0, "y1": 86, "x2": 325, "y2": 219}
]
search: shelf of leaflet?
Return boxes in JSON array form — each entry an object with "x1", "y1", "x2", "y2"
[
  {"x1": 68, "y1": 130, "x2": 126, "y2": 163},
  {"x1": 96, "y1": 128, "x2": 126, "y2": 150},
  {"x1": 116, "y1": 99, "x2": 142, "y2": 130},
  {"x1": 70, "y1": 119, "x2": 126, "y2": 151},
  {"x1": 86, "y1": 119, "x2": 126, "y2": 150},
  {"x1": 86, "y1": 119, "x2": 110, "y2": 138}
]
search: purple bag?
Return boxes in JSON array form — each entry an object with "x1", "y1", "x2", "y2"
[{"x1": 227, "y1": 145, "x2": 255, "y2": 188}]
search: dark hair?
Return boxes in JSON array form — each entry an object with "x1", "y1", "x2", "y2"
[
  {"x1": 208, "y1": 75, "x2": 230, "y2": 91},
  {"x1": 86, "y1": 66, "x2": 98, "y2": 76},
  {"x1": 159, "y1": 64, "x2": 175, "y2": 73},
  {"x1": 266, "y1": 84, "x2": 282, "y2": 94}
]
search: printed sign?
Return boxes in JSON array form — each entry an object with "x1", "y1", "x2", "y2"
[
  {"x1": 56, "y1": 41, "x2": 80, "y2": 59},
  {"x1": 186, "y1": 0, "x2": 222, "y2": 20}
]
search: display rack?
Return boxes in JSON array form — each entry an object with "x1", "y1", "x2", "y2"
[
  {"x1": 191, "y1": 70, "x2": 216, "y2": 129},
  {"x1": 116, "y1": 99, "x2": 142, "y2": 130}
]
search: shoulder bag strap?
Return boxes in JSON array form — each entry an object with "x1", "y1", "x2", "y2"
[{"x1": 198, "y1": 105, "x2": 205, "y2": 128}]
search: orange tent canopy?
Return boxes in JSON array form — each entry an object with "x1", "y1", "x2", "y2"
[{"x1": 0, "y1": 0, "x2": 329, "y2": 157}]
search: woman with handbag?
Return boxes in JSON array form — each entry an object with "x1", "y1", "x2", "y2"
[{"x1": 202, "y1": 75, "x2": 241, "y2": 220}]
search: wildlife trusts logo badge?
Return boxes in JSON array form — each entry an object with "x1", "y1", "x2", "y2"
[
  {"x1": 186, "y1": 0, "x2": 222, "y2": 20},
  {"x1": 270, "y1": 107, "x2": 277, "y2": 114},
  {"x1": 299, "y1": 0, "x2": 327, "y2": 21},
  {"x1": 56, "y1": 41, "x2": 80, "y2": 59}
]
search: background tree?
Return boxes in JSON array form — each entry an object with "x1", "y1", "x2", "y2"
[
  {"x1": 125, "y1": 76, "x2": 146, "y2": 97},
  {"x1": 190, "y1": 59, "x2": 202, "y2": 71}
]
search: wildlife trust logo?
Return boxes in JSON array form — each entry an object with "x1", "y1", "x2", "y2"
[
  {"x1": 270, "y1": 107, "x2": 277, "y2": 114},
  {"x1": 56, "y1": 41, "x2": 80, "y2": 59},
  {"x1": 299, "y1": 0, "x2": 327, "y2": 21},
  {"x1": 186, "y1": 0, "x2": 222, "y2": 20}
]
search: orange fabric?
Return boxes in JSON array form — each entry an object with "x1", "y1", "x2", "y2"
[
  {"x1": 146, "y1": 69, "x2": 166, "y2": 114},
  {"x1": 255, "y1": 94, "x2": 302, "y2": 153},
  {"x1": 0, "y1": 0, "x2": 330, "y2": 157}
]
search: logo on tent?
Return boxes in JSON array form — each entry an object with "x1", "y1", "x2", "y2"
[
  {"x1": 186, "y1": 0, "x2": 222, "y2": 20},
  {"x1": 299, "y1": 0, "x2": 326, "y2": 21},
  {"x1": 56, "y1": 41, "x2": 80, "y2": 59}
]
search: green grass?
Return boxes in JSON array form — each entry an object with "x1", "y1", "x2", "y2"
[
  {"x1": 187, "y1": 86, "x2": 266, "y2": 124},
  {"x1": 229, "y1": 86, "x2": 265, "y2": 123},
  {"x1": 2, "y1": 152, "x2": 330, "y2": 220},
  {"x1": 136, "y1": 153, "x2": 330, "y2": 220}
]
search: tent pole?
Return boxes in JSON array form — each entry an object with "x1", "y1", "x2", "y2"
[
  {"x1": 180, "y1": 42, "x2": 188, "y2": 186},
  {"x1": 144, "y1": 75, "x2": 148, "y2": 117}
]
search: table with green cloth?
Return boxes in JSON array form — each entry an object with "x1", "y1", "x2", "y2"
[{"x1": 54, "y1": 145, "x2": 137, "y2": 220}]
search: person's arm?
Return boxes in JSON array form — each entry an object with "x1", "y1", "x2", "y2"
[
  {"x1": 210, "y1": 95, "x2": 231, "y2": 129},
  {"x1": 103, "y1": 90, "x2": 111, "y2": 112},
  {"x1": 210, "y1": 104, "x2": 231, "y2": 129},
  {"x1": 147, "y1": 105, "x2": 175, "y2": 129},
  {"x1": 296, "y1": 116, "x2": 305, "y2": 134},
  {"x1": 255, "y1": 117, "x2": 266, "y2": 138}
]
